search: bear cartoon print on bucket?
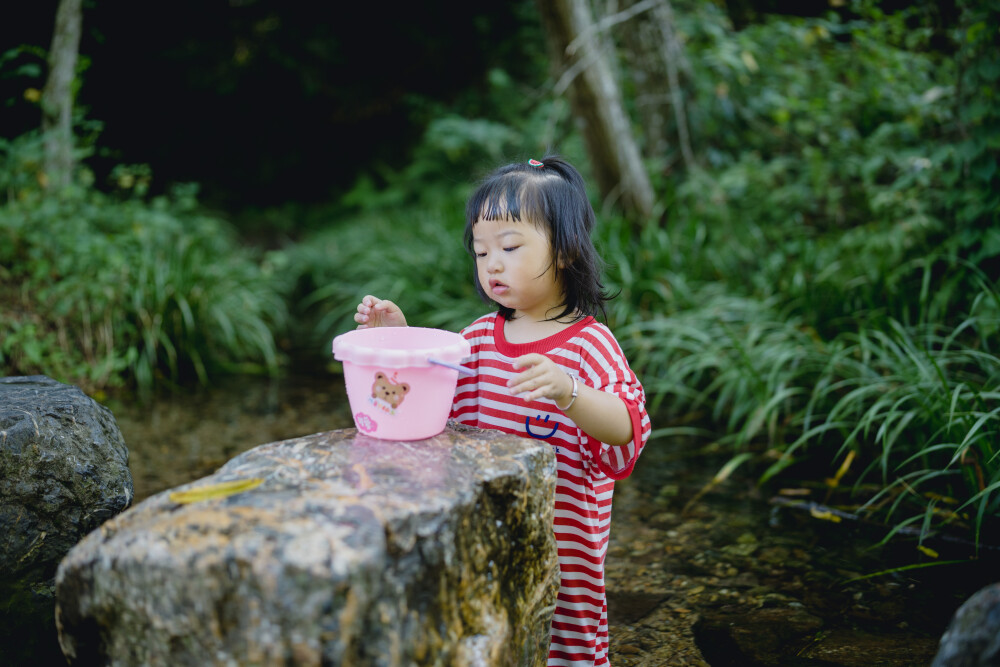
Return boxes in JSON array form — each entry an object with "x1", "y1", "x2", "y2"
[
  {"x1": 371, "y1": 371, "x2": 410, "y2": 411},
  {"x1": 332, "y1": 327, "x2": 471, "y2": 440}
]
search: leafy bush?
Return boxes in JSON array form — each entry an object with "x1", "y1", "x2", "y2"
[
  {"x1": 3, "y1": 0, "x2": 995, "y2": 555},
  {"x1": 592, "y1": 0, "x2": 1000, "y2": 549},
  {"x1": 651, "y1": 1, "x2": 997, "y2": 333},
  {"x1": 290, "y1": 208, "x2": 487, "y2": 348},
  {"x1": 0, "y1": 136, "x2": 288, "y2": 390}
]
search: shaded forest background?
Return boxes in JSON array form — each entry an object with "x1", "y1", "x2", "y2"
[
  {"x1": 2, "y1": 0, "x2": 999, "y2": 559},
  {"x1": 3, "y1": 1, "x2": 540, "y2": 212}
]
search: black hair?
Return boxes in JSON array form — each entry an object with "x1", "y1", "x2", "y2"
[{"x1": 464, "y1": 155, "x2": 612, "y2": 322}]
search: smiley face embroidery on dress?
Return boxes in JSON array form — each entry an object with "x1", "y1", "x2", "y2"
[{"x1": 525, "y1": 414, "x2": 560, "y2": 439}]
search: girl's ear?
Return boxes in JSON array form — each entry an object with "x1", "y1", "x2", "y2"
[{"x1": 556, "y1": 248, "x2": 574, "y2": 269}]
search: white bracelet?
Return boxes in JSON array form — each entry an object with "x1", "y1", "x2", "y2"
[{"x1": 557, "y1": 373, "x2": 578, "y2": 411}]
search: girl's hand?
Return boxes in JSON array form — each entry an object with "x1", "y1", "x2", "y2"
[
  {"x1": 508, "y1": 354, "x2": 574, "y2": 407},
  {"x1": 354, "y1": 295, "x2": 407, "y2": 328}
]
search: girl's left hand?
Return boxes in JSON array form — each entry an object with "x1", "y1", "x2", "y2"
[{"x1": 509, "y1": 354, "x2": 574, "y2": 406}]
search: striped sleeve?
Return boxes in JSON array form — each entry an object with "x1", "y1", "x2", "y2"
[{"x1": 576, "y1": 324, "x2": 650, "y2": 480}]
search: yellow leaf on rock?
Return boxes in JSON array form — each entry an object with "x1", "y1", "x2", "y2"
[
  {"x1": 169, "y1": 478, "x2": 264, "y2": 504},
  {"x1": 917, "y1": 545, "x2": 939, "y2": 559},
  {"x1": 809, "y1": 507, "x2": 842, "y2": 523}
]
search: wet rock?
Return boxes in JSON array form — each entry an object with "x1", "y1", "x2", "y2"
[
  {"x1": 55, "y1": 424, "x2": 558, "y2": 666},
  {"x1": 717, "y1": 571, "x2": 759, "y2": 589},
  {"x1": 757, "y1": 545, "x2": 791, "y2": 565},
  {"x1": 0, "y1": 375, "x2": 132, "y2": 665},
  {"x1": 800, "y1": 628, "x2": 940, "y2": 666},
  {"x1": 607, "y1": 590, "x2": 670, "y2": 624},
  {"x1": 692, "y1": 605, "x2": 823, "y2": 666},
  {"x1": 721, "y1": 532, "x2": 758, "y2": 557},
  {"x1": 931, "y1": 582, "x2": 1000, "y2": 667}
]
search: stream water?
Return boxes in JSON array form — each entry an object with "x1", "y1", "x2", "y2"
[{"x1": 103, "y1": 371, "x2": 995, "y2": 665}]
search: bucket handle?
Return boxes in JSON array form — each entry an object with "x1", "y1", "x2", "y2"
[{"x1": 427, "y1": 358, "x2": 475, "y2": 376}]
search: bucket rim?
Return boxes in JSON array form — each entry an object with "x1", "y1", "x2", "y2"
[{"x1": 331, "y1": 326, "x2": 471, "y2": 368}]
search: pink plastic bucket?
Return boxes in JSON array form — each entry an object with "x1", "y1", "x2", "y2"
[{"x1": 331, "y1": 327, "x2": 471, "y2": 440}]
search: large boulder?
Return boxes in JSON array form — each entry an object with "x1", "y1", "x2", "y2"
[
  {"x1": 931, "y1": 582, "x2": 1000, "y2": 667},
  {"x1": 55, "y1": 423, "x2": 558, "y2": 666},
  {"x1": 0, "y1": 375, "x2": 133, "y2": 665}
]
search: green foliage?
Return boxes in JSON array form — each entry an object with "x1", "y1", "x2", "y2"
[
  {"x1": 593, "y1": 0, "x2": 1000, "y2": 550},
  {"x1": 609, "y1": 242, "x2": 1000, "y2": 549},
  {"x1": 0, "y1": 142, "x2": 288, "y2": 391},
  {"x1": 334, "y1": 66, "x2": 567, "y2": 217},
  {"x1": 289, "y1": 209, "x2": 487, "y2": 347},
  {"x1": 649, "y1": 1, "x2": 997, "y2": 336},
  {"x1": 945, "y1": 0, "x2": 1000, "y2": 255},
  {"x1": 290, "y1": 3, "x2": 1000, "y2": 556},
  {"x1": 808, "y1": 320, "x2": 1000, "y2": 543},
  {"x1": 3, "y1": 0, "x2": 996, "y2": 555},
  {"x1": 288, "y1": 54, "x2": 586, "y2": 347}
]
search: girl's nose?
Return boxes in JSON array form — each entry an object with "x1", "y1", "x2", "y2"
[{"x1": 487, "y1": 255, "x2": 502, "y2": 272}]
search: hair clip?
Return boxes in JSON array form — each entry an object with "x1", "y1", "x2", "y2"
[{"x1": 528, "y1": 158, "x2": 544, "y2": 168}]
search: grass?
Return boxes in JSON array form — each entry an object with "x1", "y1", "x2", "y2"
[
  {"x1": 0, "y1": 178, "x2": 288, "y2": 391},
  {"x1": 288, "y1": 208, "x2": 489, "y2": 348},
  {"x1": 619, "y1": 274, "x2": 1000, "y2": 550}
]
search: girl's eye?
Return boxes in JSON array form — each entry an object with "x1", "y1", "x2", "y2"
[
  {"x1": 503, "y1": 246, "x2": 519, "y2": 253},
  {"x1": 475, "y1": 251, "x2": 487, "y2": 258}
]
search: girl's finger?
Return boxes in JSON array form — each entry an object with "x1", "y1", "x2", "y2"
[
  {"x1": 508, "y1": 373, "x2": 536, "y2": 392},
  {"x1": 511, "y1": 377, "x2": 537, "y2": 395},
  {"x1": 526, "y1": 386, "x2": 553, "y2": 402},
  {"x1": 512, "y1": 353, "x2": 543, "y2": 370}
]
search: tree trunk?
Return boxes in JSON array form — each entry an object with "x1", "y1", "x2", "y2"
[
  {"x1": 618, "y1": 0, "x2": 672, "y2": 161},
  {"x1": 42, "y1": 0, "x2": 83, "y2": 191},
  {"x1": 618, "y1": 0, "x2": 694, "y2": 172},
  {"x1": 536, "y1": 0, "x2": 654, "y2": 221}
]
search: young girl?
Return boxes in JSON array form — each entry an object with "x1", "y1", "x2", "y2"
[{"x1": 354, "y1": 155, "x2": 650, "y2": 666}]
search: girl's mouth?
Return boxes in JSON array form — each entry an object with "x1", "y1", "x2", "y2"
[{"x1": 489, "y1": 279, "x2": 509, "y2": 296}]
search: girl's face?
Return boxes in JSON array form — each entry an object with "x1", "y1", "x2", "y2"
[{"x1": 471, "y1": 216, "x2": 563, "y2": 321}]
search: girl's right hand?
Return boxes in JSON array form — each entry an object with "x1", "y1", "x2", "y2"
[{"x1": 354, "y1": 295, "x2": 407, "y2": 329}]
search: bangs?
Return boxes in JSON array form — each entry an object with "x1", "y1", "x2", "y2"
[{"x1": 466, "y1": 174, "x2": 550, "y2": 229}]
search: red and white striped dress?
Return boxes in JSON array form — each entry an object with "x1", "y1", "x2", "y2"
[{"x1": 451, "y1": 312, "x2": 651, "y2": 666}]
